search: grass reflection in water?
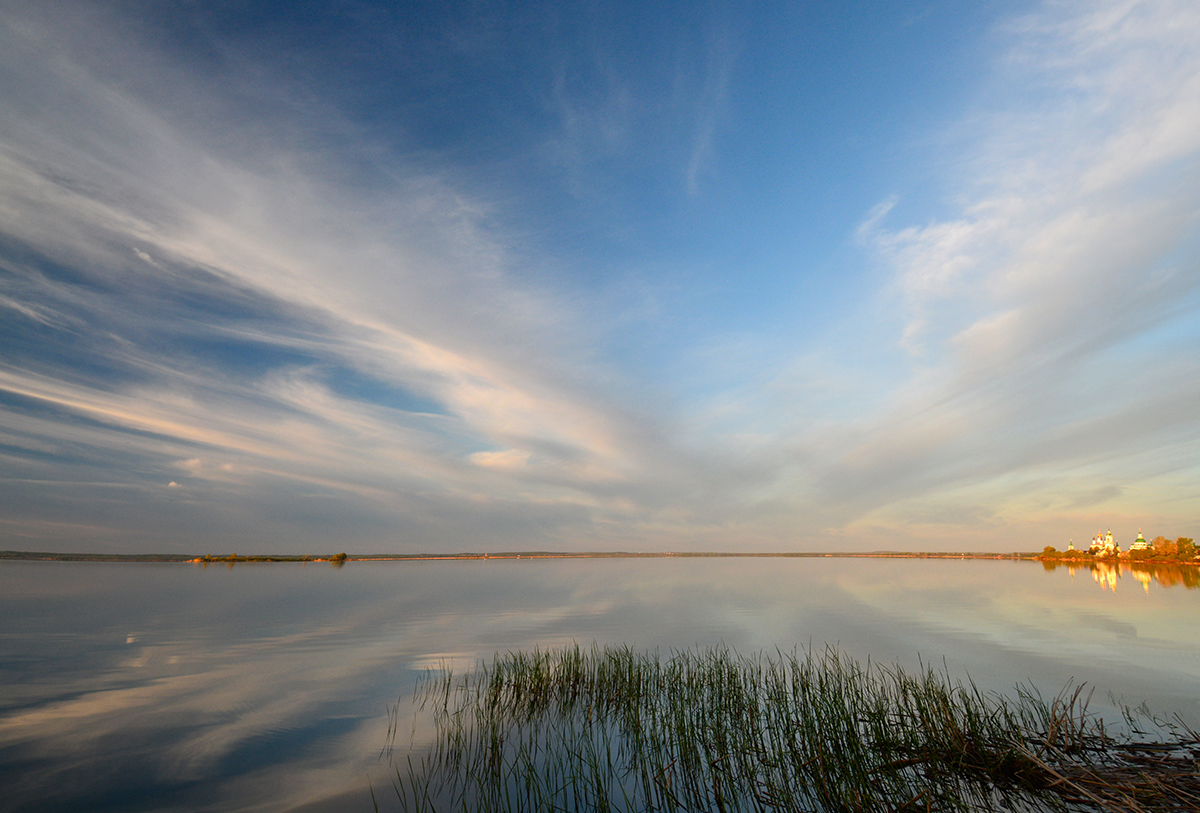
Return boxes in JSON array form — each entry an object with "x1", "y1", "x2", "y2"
[{"x1": 384, "y1": 645, "x2": 1198, "y2": 813}]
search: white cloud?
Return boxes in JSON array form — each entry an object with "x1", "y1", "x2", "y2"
[
  {"x1": 469, "y1": 448, "x2": 532, "y2": 470},
  {"x1": 0, "y1": 3, "x2": 755, "y2": 551},
  {"x1": 834, "y1": 0, "x2": 1200, "y2": 541},
  {"x1": 2, "y1": 0, "x2": 1197, "y2": 553}
]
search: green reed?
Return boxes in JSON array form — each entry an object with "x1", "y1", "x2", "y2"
[{"x1": 386, "y1": 645, "x2": 1199, "y2": 812}]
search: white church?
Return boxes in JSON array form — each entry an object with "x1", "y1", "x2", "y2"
[
  {"x1": 1088, "y1": 530, "x2": 1118, "y2": 555},
  {"x1": 1085, "y1": 529, "x2": 1149, "y2": 556}
]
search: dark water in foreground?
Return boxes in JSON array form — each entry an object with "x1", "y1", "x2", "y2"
[{"x1": 1, "y1": 557, "x2": 1197, "y2": 812}]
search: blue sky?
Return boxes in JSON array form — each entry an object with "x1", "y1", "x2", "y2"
[{"x1": 1, "y1": 0, "x2": 1198, "y2": 554}]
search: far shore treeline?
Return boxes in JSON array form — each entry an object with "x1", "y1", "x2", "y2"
[{"x1": 1040, "y1": 536, "x2": 1198, "y2": 564}]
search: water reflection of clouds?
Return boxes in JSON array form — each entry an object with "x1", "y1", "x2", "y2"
[
  {"x1": 0, "y1": 633, "x2": 398, "y2": 807},
  {"x1": 2, "y1": 559, "x2": 1199, "y2": 811},
  {"x1": 1072, "y1": 612, "x2": 1139, "y2": 639},
  {"x1": 2, "y1": 569, "x2": 444, "y2": 809}
]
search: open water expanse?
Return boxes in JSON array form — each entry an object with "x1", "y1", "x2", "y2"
[{"x1": 1, "y1": 557, "x2": 1198, "y2": 812}]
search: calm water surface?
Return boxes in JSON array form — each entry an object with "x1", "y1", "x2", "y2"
[{"x1": 1, "y1": 557, "x2": 1197, "y2": 811}]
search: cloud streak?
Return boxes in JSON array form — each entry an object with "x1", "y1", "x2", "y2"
[
  {"x1": 0, "y1": 0, "x2": 1197, "y2": 552},
  {"x1": 0, "y1": 2, "x2": 769, "y2": 552},
  {"x1": 821, "y1": 0, "x2": 1200, "y2": 543}
]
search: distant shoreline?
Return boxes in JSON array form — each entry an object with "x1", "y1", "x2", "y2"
[
  {"x1": 5, "y1": 549, "x2": 1198, "y2": 566},
  {"x1": 1, "y1": 549, "x2": 1039, "y2": 563}
]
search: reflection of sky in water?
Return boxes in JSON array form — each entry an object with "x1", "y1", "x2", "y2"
[{"x1": 1, "y1": 559, "x2": 1197, "y2": 811}]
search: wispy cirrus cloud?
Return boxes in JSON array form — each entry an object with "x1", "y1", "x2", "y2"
[
  {"x1": 1, "y1": 0, "x2": 1197, "y2": 554},
  {"x1": 683, "y1": 25, "x2": 736, "y2": 197},
  {"x1": 822, "y1": 0, "x2": 1200, "y2": 542},
  {"x1": 0, "y1": 2, "x2": 767, "y2": 552}
]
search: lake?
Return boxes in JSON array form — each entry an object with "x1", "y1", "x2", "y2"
[{"x1": 1, "y1": 557, "x2": 1197, "y2": 812}]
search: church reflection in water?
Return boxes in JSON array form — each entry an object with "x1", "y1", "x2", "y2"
[{"x1": 1045, "y1": 559, "x2": 1199, "y2": 592}]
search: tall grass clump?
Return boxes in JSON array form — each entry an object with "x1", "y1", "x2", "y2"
[{"x1": 386, "y1": 645, "x2": 1199, "y2": 812}]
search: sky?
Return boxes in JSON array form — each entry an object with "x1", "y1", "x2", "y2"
[{"x1": 1, "y1": 0, "x2": 1198, "y2": 555}]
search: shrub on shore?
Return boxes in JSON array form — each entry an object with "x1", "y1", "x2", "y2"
[{"x1": 1040, "y1": 546, "x2": 1093, "y2": 560}]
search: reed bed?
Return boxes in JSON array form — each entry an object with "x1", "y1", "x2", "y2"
[{"x1": 385, "y1": 645, "x2": 1199, "y2": 812}]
